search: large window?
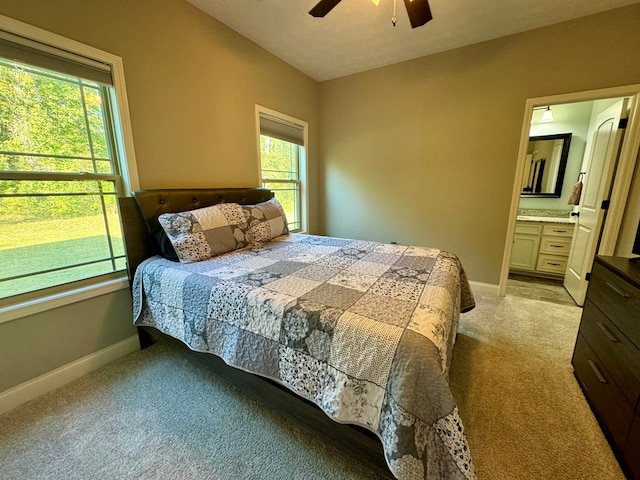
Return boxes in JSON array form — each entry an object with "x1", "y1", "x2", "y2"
[
  {"x1": 257, "y1": 107, "x2": 307, "y2": 232},
  {"x1": 0, "y1": 31, "x2": 129, "y2": 301}
]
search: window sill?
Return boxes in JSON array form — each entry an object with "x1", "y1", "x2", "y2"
[{"x1": 0, "y1": 276, "x2": 130, "y2": 325}]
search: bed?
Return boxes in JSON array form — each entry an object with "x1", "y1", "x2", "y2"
[{"x1": 119, "y1": 187, "x2": 476, "y2": 480}]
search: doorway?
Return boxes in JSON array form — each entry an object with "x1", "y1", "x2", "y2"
[{"x1": 500, "y1": 85, "x2": 640, "y2": 300}]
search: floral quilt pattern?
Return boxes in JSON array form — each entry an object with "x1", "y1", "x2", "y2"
[{"x1": 132, "y1": 233, "x2": 476, "y2": 480}]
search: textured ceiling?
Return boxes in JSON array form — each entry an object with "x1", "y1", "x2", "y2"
[{"x1": 187, "y1": 0, "x2": 640, "y2": 82}]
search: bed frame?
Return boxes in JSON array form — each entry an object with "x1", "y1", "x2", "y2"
[{"x1": 118, "y1": 188, "x2": 393, "y2": 479}]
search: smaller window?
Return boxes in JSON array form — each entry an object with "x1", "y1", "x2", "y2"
[{"x1": 257, "y1": 107, "x2": 307, "y2": 232}]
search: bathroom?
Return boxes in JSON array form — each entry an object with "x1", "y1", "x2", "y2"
[{"x1": 509, "y1": 97, "x2": 632, "y2": 305}]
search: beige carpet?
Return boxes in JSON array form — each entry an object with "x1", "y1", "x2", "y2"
[
  {"x1": 0, "y1": 291, "x2": 626, "y2": 479},
  {"x1": 450, "y1": 292, "x2": 625, "y2": 480}
]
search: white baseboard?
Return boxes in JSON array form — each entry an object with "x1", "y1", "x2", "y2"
[
  {"x1": 0, "y1": 334, "x2": 139, "y2": 415},
  {"x1": 469, "y1": 280, "x2": 500, "y2": 296}
]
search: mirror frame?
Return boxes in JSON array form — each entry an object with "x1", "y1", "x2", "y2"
[{"x1": 521, "y1": 132, "x2": 572, "y2": 198}]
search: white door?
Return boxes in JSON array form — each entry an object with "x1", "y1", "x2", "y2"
[{"x1": 564, "y1": 99, "x2": 628, "y2": 305}]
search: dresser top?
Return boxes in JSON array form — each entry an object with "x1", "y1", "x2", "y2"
[{"x1": 596, "y1": 256, "x2": 640, "y2": 289}]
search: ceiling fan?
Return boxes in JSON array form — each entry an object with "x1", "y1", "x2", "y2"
[{"x1": 309, "y1": 0, "x2": 432, "y2": 28}]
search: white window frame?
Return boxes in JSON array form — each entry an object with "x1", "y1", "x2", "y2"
[
  {"x1": 0, "y1": 14, "x2": 139, "y2": 323},
  {"x1": 255, "y1": 105, "x2": 308, "y2": 233}
]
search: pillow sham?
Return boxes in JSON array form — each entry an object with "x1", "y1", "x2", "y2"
[
  {"x1": 158, "y1": 202, "x2": 249, "y2": 263},
  {"x1": 242, "y1": 197, "x2": 289, "y2": 244}
]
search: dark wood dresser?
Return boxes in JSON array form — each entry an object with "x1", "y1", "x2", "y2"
[{"x1": 572, "y1": 256, "x2": 640, "y2": 479}]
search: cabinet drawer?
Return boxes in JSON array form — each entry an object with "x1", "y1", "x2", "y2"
[
  {"x1": 539, "y1": 236, "x2": 572, "y2": 256},
  {"x1": 515, "y1": 222, "x2": 542, "y2": 235},
  {"x1": 588, "y1": 262, "x2": 640, "y2": 349},
  {"x1": 572, "y1": 334, "x2": 634, "y2": 452},
  {"x1": 542, "y1": 224, "x2": 574, "y2": 237},
  {"x1": 536, "y1": 254, "x2": 567, "y2": 274},
  {"x1": 580, "y1": 300, "x2": 640, "y2": 405},
  {"x1": 624, "y1": 413, "x2": 640, "y2": 480}
]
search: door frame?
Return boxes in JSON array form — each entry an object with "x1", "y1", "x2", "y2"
[{"x1": 499, "y1": 84, "x2": 640, "y2": 297}]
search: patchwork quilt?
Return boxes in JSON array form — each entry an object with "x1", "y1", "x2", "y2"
[{"x1": 132, "y1": 233, "x2": 476, "y2": 480}]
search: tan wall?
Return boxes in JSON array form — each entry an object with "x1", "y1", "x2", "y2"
[
  {"x1": 0, "y1": 0, "x2": 320, "y2": 391},
  {"x1": 0, "y1": 290, "x2": 135, "y2": 392},
  {"x1": 319, "y1": 5, "x2": 640, "y2": 284}
]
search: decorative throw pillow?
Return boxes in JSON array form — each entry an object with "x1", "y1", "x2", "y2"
[
  {"x1": 242, "y1": 197, "x2": 289, "y2": 244},
  {"x1": 158, "y1": 203, "x2": 249, "y2": 263}
]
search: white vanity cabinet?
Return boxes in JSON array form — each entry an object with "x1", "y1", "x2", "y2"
[
  {"x1": 536, "y1": 224, "x2": 574, "y2": 274},
  {"x1": 510, "y1": 220, "x2": 574, "y2": 277},
  {"x1": 510, "y1": 222, "x2": 542, "y2": 271}
]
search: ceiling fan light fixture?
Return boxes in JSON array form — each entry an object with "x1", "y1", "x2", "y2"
[
  {"x1": 540, "y1": 106, "x2": 554, "y2": 123},
  {"x1": 309, "y1": 0, "x2": 432, "y2": 28}
]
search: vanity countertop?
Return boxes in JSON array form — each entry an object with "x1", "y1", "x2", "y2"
[{"x1": 517, "y1": 215, "x2": 575, "y2": 224}]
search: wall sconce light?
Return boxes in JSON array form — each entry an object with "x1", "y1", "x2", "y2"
[{"x1": 533, "y1": 106, "x2": 555, "y2": 123}]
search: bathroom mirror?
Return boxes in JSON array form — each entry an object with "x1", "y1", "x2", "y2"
[{"x1": 521, "y1": 133, "x2": 572, "y2": 197}]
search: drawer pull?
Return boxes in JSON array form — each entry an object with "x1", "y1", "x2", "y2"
[
  {"x1": 605, "y1": 281, "x2": 631, "y2": 298},
  {"x1": 552, "y1": 229, "x2": 568, "y2": 234},
  {"x1": 587, "y1": 360, "x2": 607, "y2": 384},
  {"x1": 547, "y1": 263, "x2": 561, "y2": 266},
  {"x1": 596, "y1": 322, "x2": 618, "y2": 342},
  {"x1": 549, "y1": 244, "x2": 564, "y2": 248}
]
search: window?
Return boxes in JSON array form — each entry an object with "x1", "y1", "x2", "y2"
[
  {"x1": 0, "y1": 29, "x2": 132, "y2": 302},
  {"x1": 257, "y1": 107, "x2": 307, "y2": 232}
]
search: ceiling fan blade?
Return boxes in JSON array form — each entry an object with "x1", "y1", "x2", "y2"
[
  {"x1": 309, "y1": 0, "x2": 343, "y2": 17},
  {"x1": 403, "y1": 0, "x2": 433, "y2": 28}
]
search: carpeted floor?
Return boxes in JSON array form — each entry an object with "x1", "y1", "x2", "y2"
[
  {"x1": 0, "y1": 342, "x2": 380, "y2": 480},
  {"x1": 0, "y1": 291, "x2": 626, "y2": 480},
  {"x1": 452, "y1": 291, "x2": 624, "y2": 480}
]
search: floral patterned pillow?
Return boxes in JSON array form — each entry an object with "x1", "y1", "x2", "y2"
[
  {"x1": 158, "y1": 203, "x2": 249, "y2": 263},
  {"x1": 242, "y1": 197, "x2": 289, "y2": 245}
]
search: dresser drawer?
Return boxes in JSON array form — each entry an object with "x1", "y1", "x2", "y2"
[
  {"x1": 542, "y1": 224, "x2": 573, "y2": 237},
  {"x1": 539, "y1": 236, "x2": 572, "y2": 256},
  {"x1": 588, "y1": 262, "x2": 640, "y2": 349},
  {"x1": 572, "y1": 334, "x2": 634, "y2": 452},
  {"x1": 536, "y1": 254, "x2": 567, "y2": 274},
  {"x1": 580, "y1": 300, "x2": 640, "y2": 405}
]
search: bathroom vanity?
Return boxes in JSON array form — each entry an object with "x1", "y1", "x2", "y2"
[{"x1": 510, "y1": 213, "x2": 575, "y2": 278}]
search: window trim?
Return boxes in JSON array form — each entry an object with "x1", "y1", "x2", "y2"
[
  {"x1": 0, "y1": 277, "x2": 129, "y2": 325},
  {"x1": 0, "y1": 14, "x2": 139, "y2": 320},
  {"x1": 255, "y1": 105, "x2": 308, "y2": 233}
]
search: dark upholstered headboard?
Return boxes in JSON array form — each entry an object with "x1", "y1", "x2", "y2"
[{"x1": 118, "y1": 188, "x2": 274, "y2": 280}]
